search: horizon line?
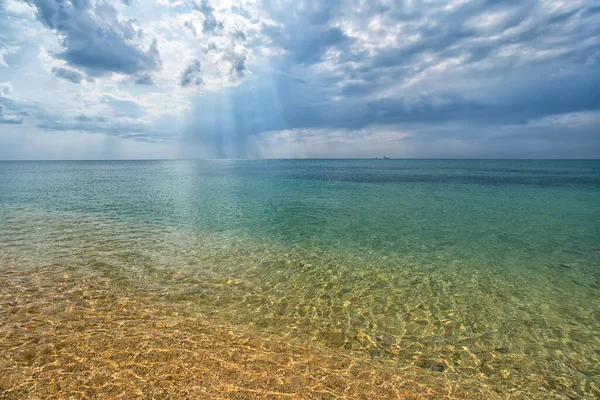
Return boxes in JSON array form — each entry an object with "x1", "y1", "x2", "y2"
[{"x1": 1, "y1": 157, "x2": 599, "y2": 162}]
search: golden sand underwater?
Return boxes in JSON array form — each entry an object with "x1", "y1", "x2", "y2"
[
  {"x1": 0, "y1": 263, "x2": 506, "y2": 400},
  {"x1": 2, "y1": 260, "x2": 596, "y2": 399}
]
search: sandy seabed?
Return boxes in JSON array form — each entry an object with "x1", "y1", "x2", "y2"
[{"x1": 0, "y1": 263, "x2": 514, "y2": 400}]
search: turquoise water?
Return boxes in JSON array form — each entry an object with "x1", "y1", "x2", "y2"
[{"x1": 1, "y1": 160, "x2": 599, "y2": 396}]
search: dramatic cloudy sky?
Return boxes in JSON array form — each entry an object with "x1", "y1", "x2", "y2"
[{"x1": 0, "y1": 0, "x2": 599, "y2": 159}]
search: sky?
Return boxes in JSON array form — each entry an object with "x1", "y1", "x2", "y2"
[{"x1": 0, "y1": 0, "x2": 599, "y2": 159}]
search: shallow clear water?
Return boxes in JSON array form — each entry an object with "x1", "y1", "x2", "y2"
[{"x1": 1, "y1": 159, "x2": 599, "y2": 396}]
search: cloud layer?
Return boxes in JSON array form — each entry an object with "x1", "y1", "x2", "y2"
[
  {"x1": 1, "y1": 0, "x2": 599, "y2": 159},
  {"x1": 26, "y1": 0, "x2": 162, "y2": 77}
]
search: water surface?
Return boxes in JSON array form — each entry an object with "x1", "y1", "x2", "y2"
[{"x1": 1, "y1": 159, "x2": 599, "y2": 397}]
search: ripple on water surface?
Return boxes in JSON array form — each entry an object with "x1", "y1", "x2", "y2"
[{"x1": 0, "y1": 160, "x2": 599, "y2": 398}]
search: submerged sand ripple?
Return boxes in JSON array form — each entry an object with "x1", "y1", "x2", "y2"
[{"x1": 0, "y1": 264, "x2": 505, "y2": 400}]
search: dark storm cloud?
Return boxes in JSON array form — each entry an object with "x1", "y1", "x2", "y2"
[
  {"x1": 36, "y1": 115, "x2": 168, "y2": 142},
  {"x1": 133, "y1": 73, "x2": 155, "y2": 85},
  {"x1": 224, "y1": 51, "x2": 247, "y2": 78},
  {"x1": 181, "y1": 59, "x2": 204, "y2": 87},
  {"x1": 104, "y1": 96, "x2": 144, "y2": 118},
  {"x1": 25, "y1": 0, "x2": 162, "y2": 77},
  {"x1": 331, "y1": 2, "x2": 597, "y2": 93},
  {"x1": 74, "y1": 114, "x2": 92, "y2": 122},
  {"x1": 0, "y1": 104, "x2": 24, "y2": 124},
  {"x1": 306, "y1": 0, "x2": 598, "y2": 125},
  {"x1": 261, "y1": 0, "x2": 352, "y2": 65},
  {"x1": 51, "y1": 66, "x2": 84, "y2": 83},
  {"x1": 183, "y1": 0, "x2": 600, "y2": 158},
  {"x1": 0, "y1": 86, "x2": 33, "y2": 124},
  {"x1": 193, "y1": 0, "x2": 223, "y2": 35}
]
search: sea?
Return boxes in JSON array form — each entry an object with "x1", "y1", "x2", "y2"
[{"x1": 1, "y1": 159, "x2": 599, "y2": 397}]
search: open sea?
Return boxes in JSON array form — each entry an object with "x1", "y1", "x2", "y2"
[{"x1": 1, "y1": 159, "x2": 599, "y2": 398}]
